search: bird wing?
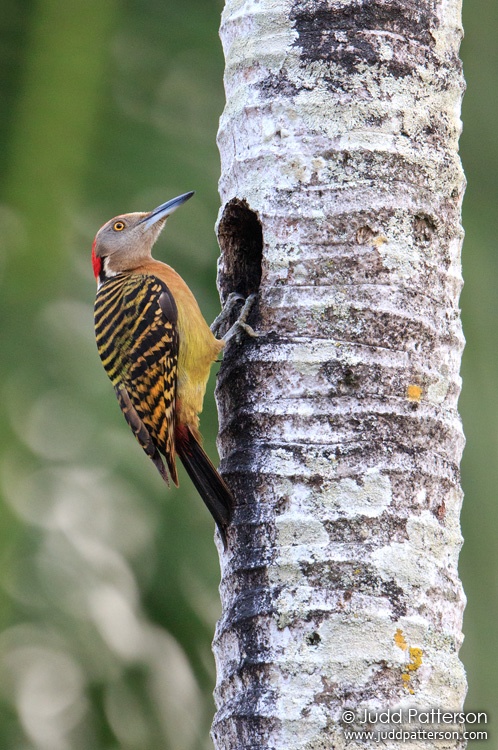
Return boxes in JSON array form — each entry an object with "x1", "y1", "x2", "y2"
[{"x1": 95, "y1": 274, "x2": 179, "y2": 484}]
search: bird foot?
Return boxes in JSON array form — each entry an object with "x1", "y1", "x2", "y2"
[
  {"x1": 224, "y1": 293, "x2": 259, "y2": 343},
  {"x1": 211, "y1": 293, "x2": 259, "y2": 343},
  {"x1": 210, "y1": 292, "x2": 244, "y2": 337}
]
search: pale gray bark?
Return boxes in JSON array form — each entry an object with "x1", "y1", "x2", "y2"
[{"x1": 213, "y1": 1, "x2": 466, "y2": 748}]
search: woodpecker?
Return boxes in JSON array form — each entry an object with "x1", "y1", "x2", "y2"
[{"x1": 92, "y1": 191, "x2": 234, "y2": 546}]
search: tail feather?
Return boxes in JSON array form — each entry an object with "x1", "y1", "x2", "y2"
[{"x1": 176, "y1": 426, "x2": 234, "y2": 548}]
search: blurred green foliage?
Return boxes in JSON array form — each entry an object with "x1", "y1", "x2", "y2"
[
  {"x1": 0, "y1": 0, "x2": 225, "y2": 748},
  {"x1": 0, "y1": 0, "x2": 494, "y2": 747}
]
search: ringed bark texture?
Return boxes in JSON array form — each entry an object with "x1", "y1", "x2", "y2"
[{"x1": 213, "y1": 1, "x2": 466, "y2": 748}]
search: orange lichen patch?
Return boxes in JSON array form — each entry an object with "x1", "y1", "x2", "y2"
[
  {"x1": 396, "y1": 638, "x2": 423, "y2": 694},
  {"x1": 402, "y1": 676, "x2": 415, "y2": 695},
  {"x1": 406, "y1": 384, "x2": 422, "y2": 402},
  {"x1": 394, "y1": 628, "x2": 408, "y2": 651},
  {"x1": 407, "y1": 647, "x2": 423, "y2": 671},
  {"x1": 401, "y1": 647, "x2": 423, "y2": 694},
  {"x1": 372, "y1": 234, "x2": 388, "y2": 248}
]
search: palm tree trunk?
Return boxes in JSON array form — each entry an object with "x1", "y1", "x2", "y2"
[{"x1": 213, "y1": 1, "x2": 467, "y2": 748}]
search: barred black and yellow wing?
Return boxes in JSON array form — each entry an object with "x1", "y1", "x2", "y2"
[{"x1": 94, "y1": 273, "x2": 179, "y2": 484}]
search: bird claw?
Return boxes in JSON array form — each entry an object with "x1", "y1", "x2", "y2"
[
  {"x1": 211, "y1": 293, "x2": 259, "y2": 343},
  {"x1": 210, "y1": 292, "x2": 244, "y2": 337},
  {"x1": 224, "y1": 293, "x2": 259, "y2": 343}
]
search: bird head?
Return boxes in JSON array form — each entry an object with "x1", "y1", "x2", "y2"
[{"x1": 91, "y1": 191, "x2": 194, "y2": 281}]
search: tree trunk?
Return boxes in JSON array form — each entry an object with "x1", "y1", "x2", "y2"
[{"x1": 213, "y1": 1, "x2": 466, "y2": 749}]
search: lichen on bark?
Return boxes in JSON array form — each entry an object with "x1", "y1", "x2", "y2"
[{"x1": 213, "y1": 1, "x2": 466, "y2": 748}]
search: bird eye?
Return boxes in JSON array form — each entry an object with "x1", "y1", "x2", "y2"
[{"x1": 113, "y1": 221, "x2": 125, "y2": 231}]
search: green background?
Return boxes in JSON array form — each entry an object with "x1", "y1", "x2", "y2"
[{"x1": 0, "y1": 0, "x2": 493, "y2": 747}]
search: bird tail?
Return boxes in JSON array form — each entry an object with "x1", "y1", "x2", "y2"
[{"x1": 175, "y1": 425, "x2": 234, "y2": 548}]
